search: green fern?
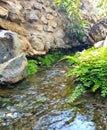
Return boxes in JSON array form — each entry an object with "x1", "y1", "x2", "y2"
[
  {"x1": 65, "y1": 47, "x2": 107, "y2": 102},
  {"x1": 27, "y1": 60, "x2": 38, "y2": 75},
  {"x1": 37, "y1": 53, "x2": 61, "y2": 66}
]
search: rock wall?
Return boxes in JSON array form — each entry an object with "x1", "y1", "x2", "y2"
[{"x1": 0, "y1": 0, "x2": 68, "y2": 56}]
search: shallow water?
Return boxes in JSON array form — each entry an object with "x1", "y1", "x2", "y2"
[{"x1": 0, "y1": 63, "x2": 107, "y2": 130}]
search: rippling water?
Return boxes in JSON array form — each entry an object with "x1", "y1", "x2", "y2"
[{"x1": 0, "y1": 63, "x2": 107, "y2": 130}]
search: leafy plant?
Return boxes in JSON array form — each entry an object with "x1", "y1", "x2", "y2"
[
  {"x1": 53, "y1": 0, "x2": 87, "y2": 41},
  {"x1": 64, "y1": 47, "x2": 107, "y2": 102},
  {"x1": 27, "y1": 52, "x2": 62, "y2": 75},
  {"x1": 97, "y1": 0, "x2": 107, "y2": 16},
  {"x1": 37, "y1": 52, "x2": 61, "y2": 66},
  {"x1": 27, "y1": 60, "x2": 38, "y2": 75}
]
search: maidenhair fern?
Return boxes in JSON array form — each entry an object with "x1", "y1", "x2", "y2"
[
  {"x1": 64, "y1": 47, "x2": 107, "y2": 102},
  {"x1": 27, "y1": 60, "x2": 38, "y2": 75},
  {"x1": 37, "y1": 52, "x2": 61, "y2": 66}
]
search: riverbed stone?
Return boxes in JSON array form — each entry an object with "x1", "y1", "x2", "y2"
[{"x1": 0, "y1": 53, "x2": 27, "y2": 85}]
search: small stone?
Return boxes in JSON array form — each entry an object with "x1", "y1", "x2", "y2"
[
  {"x1": 0, "y1": 6, "x2": 8, "y2": 18},
  {"x1": 52, "y1": 11, "x2": 58, "y2": 17},
  {"x1": 46, "y1": 14, "x2": 54, "y2": 20},
  {"x1": 13, "y1": 112, "x2": 18, "y2": 118},
  {"x1": 30, "y1": 13, "x2": 39, "y2": 21},
  {"x1": 41, "y1": 15, "x2": 48, "y2": 24},
  {"x1": 82, "y1": 36, "x2": 87, "y2": 42},
  {"x1": 48, "y1": 20, "x2": 57, "y2": 28},
  {"x1": 7, "y1": 106, "x2": 16, "y2": 112},
  {"x1": 45, "y1": 8, "x2": 53, "y2": 13},
  {"x1": 34, "y1": 24, "x2": 43, "y2": 31},
  {"x1": 6, "y1": 113, "x2": 13, "y2": 119},
  {"x1": 55, "y1": 29, "x2": 65, "y2": 38},
  {"x1": 8, "y1": 12, "x2": 21, "y2": 24},
  {"x1": 32, "y1": 3, "x2": 42, "y2": 10},
  {"x1": 44, "y1": 25, "x2": 54, "y2": 32},
  {"x1": 55, "y1": 38, "x2": 65, "y2": 48},
  {"x1": 24, "y1": 113, "x2": 32, "y2": 117}
]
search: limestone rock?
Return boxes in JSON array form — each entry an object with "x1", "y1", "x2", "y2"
[
  {"x1": 44, "y1": 25, "x2": 54, "y2": 32},
  {"x1": 0, "y1": 53, "x2": 27, "y2": 85},
  {"x1": 0, "y1": 0, "x2": 69, "y2": 56},
  {"x1": 34, "y1": 24, "x2": 43, "y2": 31},
  {"x1": 8, "y1": 12, "x2": 21, "y2": 24},
  {"x1": 0, "y1": 18, "x2": 27, "y2": 36},
  {"x1": 46, "y1": 14, "x2": 54, "y2": 20},
  {"x1": 48, "y1": 20, "x2": 57, "y2": 28},
  {"x1": 41, "y1": 15, "x2": 48, "y2": 24},
  {"x1": 31, "y1": 35, "x2": 45, "y2": 51},
  {"x1": 0, "y1": 6, "x2": 8, "y2": 18}
]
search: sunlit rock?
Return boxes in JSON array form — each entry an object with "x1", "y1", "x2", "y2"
[
  {"x1": 0, "y1": 53, "x2": 27, "y2": 85},
  {"x1": 0, "y1": 0, "x2": 69, "y2": 56}
]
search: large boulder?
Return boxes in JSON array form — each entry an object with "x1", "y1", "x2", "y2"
[
  {"x1": 0, "y1": 30, "x2": 27, "y2": 85},
  {"x1": 0, "y1": 53, "x2": 27, "y2": 85}
]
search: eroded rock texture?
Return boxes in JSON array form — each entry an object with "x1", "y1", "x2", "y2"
[{"x1": 0, "y1": 0, "x2": 68, "y2": 56}]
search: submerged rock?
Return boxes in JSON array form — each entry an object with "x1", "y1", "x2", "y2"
[{"x1": 0, "y1": 53, "x2": 27, "y2": 85}]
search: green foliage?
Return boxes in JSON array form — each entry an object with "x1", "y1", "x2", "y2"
[
  {"x1": 69, "y1": 84, "x2": 85, "y2": 102},
  {"x1": 64, "y1": 47, "x2": 107, "y2": 102},
  {"x1": 53, "y1": 0, "x2": 87, "y2": 41},
  {"x1": 97, "y1": 0, "x2": 107, "y2": 16},
  {"x1": 37, "y1": 53, "x2": 61, "y2": 66},
  {"x1": 27, "y1": 60, "x2": 38, "y2": 75},
  {"x1": 27, "y1": 52, "x2": 62, "y2": 75}
]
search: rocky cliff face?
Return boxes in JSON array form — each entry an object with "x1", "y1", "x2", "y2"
[{"x1": 0, "y1": 0, "x2": 68, "y2": 56}]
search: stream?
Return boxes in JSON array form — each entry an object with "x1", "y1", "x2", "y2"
[{"x1": 0, "y1": 62, "x2": 107, "y2": 130}]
